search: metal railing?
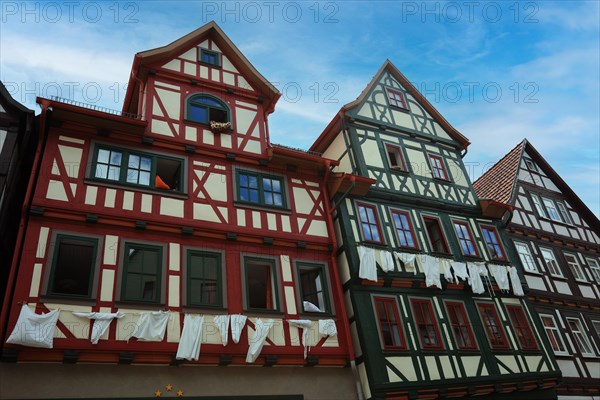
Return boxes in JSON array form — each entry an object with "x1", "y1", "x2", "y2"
[
  {"x1": 50, "y1": 96, "x2": 141, "y2": 120},
  {"x1": 271, "y1": 142, "x2": 323, "y2": 157}
]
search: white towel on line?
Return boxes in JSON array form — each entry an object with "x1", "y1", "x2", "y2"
[
  {"x1": 303, "y1": 301, "x2": 323, "y2": 313},
  {"x1": 6, "y1": 305, "x2": 60, "y2": 349},
  {"x1": 378, "y1": 250, "x2": 395, "y2": 272},
  {"x1": 358, "y1": 246, "x2": 377, "y2": 281},
  {"x1": 394, "y1": 252, "x2": 418, "y2": 273},
  {"x1": 467, "y1": 263, "x2": 485, "y2": 294},
  {"x1": 441, "y1": 259, "x2": 453, "y2": 282},
  {"x1": 509, "y1": 266, "x2": 525, "y2": 296},
  {"x1": 176, "y1": 314, "x2": 204, "y2": 361},
  {"x1": 231, "y1": 314, "x2": 247, "y2": 344},
  {"x1": 318, "y1": 319, "x2": 337, "y2": 338},
  {"x1": 130, "y1": 311, "x2": 169, "y2": 342},
  {"x1": 288, "y1": 319, "x2": 314, "y2": 359},
  {"x1": 489, "y1": 264, "x2": 510, "y2": 291},
  {"x1": 72, "y1": 311, "x2": 124, "y2": 344},
  {"x1": 213, "y1": 315, "x2": 230, "y2": 346},
  {"x1": 451, "y1": 261, "x2": 469, "y2": 283},
  {"x1": 246, "y1": 318, "x2": 274, "y2": 363},
  {"x1": 418, "y1": 254, "x2": 442, "y2": 289}
]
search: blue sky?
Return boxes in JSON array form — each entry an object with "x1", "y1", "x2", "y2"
[{"x1": 1, "y1": 1, "x2": 598, "y2": 216}]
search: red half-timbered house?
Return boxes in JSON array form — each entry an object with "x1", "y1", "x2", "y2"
[{"x1": 0, "y1": 22, "x2": 357, "y2": 399}]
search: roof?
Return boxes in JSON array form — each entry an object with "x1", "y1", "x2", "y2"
[
  {"x1": 474, "y1": 139, "x2": 600, "y2": 232},
  {"x1": 0, "y1": 81, "x2": 34, "y2": 115},
  {"x1": 123, "y1": 21, "x2": 280, "y2": 116},
  {"x1": 311, "y1": 60, "x2": 470, "y2": 153},
  {"x1": 473, "y1": 140, "x2": 525, "y2": 204}
]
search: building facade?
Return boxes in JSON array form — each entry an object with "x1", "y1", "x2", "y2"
[
  {"x1": 474, "y1": 140, "x2": 600, "y2": 400},
  {"x1": 310, "y1": 62, "x2": 562, "y2": 399},
  {"x1": 0, "y1": 23, "x2": 358, "y2": 399}
]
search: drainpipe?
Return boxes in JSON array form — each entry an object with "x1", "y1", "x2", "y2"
[
  {"x1": 131, "y1": 70, "x2": 145, "y2": 118},
  {"x1": 322, "y1": 160, "x2": 365, "y2": 400},
  {"x1": 0, "y1": 103, "x2": 49, "y2": 344}
]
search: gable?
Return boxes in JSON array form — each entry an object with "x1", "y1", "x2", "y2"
[{"x1": 517, "y1": 149, "x2": 560, "y2": 192}]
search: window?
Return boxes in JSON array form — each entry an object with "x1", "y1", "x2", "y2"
[
  {"x1": 385, "y1": 88, "x2": 408, "y2": 110},
  {"x1": 586, "y1": 258, "x2": 600, "y2": 284},
  {"x1": 121, "y1": 243, "x2": 163, "y2": 303},
  {"x1": 391, "y1": 210, "x2": 418, "y2": 249},
  {"x1": 514, "y1": 241, "x2": 537, "y2": 272},
  {"x1": 445, "y1": 301, "x2": 477, "y2": 350},
  {"x1": 592, "y1": 321, "x2": 600, "y2": 337},
  {"x1": 385, "y1": 144, "x2": 408, "y2": 172},
  {"x1": 187, "y1": 94, "x2": 229, "y2": 125},
  {"x1": 297, "y1": 262, "x2": 330, "y2": 313},
  {"x1": 423, "y1": 216, "x2": 450, "y2": 254},
  {"x1": 243, "y1": 257, "x2": 279, "y2": 311},
  {"x1": 524, "y1": 158, "x2": 537, "y2": 171},
  {"x1": 481, "y1": 226, "x2": 506, "y2": 261},
  {"x1": 374, "y1": 297, "x2": 407, "y2": 350},
  {"x1": 477, "y1": 303, "x2": 509, "y2": 350},
  {"x1": 530, "y1": 193, "x2": 547, "y2": 218},
  {"x1": 428, "y1": 154, "x2": 449, "y2": 181},
  {"x1": 92, "y1": 146, "x2": 183, "y2": 192},
  {"x1": 47, "y1": 234, "x2": 99, "y2": 298},
  {"x1": 199, "y1": 48, "x2": 221, "y2": 67},
  {"x1": 564, "y1": 253, "x2": 586, "y2": 281},
  {"x1": 556, "y1": 202, "x2": 572, "y2": 224},
  {"x1": 453, "y1": 221, "x2": 479, "y2": 257},
  {"x1": 410, "y1": 299, "x2": 443, "y2": 350},
  {"x1": 236, "y1": 170, "x2": 286, "y2": 208},
  {"x1": 357, "y1": 203, "x2": 383, "y2": 243},
  {"x1": 540, "y1": 314, "x2": 568, "y2": 355},
  {"x1": 542, "y1": 197, "x2": 562, "y2": 222},
  {"x1": 567, "y1": 318, "x2": 595, "y2": 357},
  {"x1": 506, "y1": 305, "x2": 538, "y2": 350},
  {"x1": 540, "y1": 247, "x2": 563, "y2": 277},
  {"x1": 187, "y1": 251, "x2": 222, "y2": 307}
]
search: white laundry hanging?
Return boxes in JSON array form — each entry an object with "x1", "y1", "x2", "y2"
[
  {"x1": 303, "y1": 301, "x2": 323, "y2": 313},
  {"x1": 213, "y1": 315, "x2": 230, "y2": 346},
  {"x1": 288, "y1": 319, "x2": 314, "y2": 359},
  {"x1": 417, "y1": 254, "x2": 442, "y2": 289},
  {"x1": 176, "y1": 314, "x2": 204, "y2": 361},
  {"x1": 394, "y1": 252, "x2": 418, "y2": 273},
  {"x1": 246, "y1": 318, "x2": 274, "y2": 363},
  {"x1": 72, "y1": 311, "x2": 124, "y2": 344},
  {"x1": 130, "y1": 311, "x2": 169, "y2": 342},
  {"x1": 318, "y1": 319, "x2": 337, "y2": 338},
  {"x1": 467, "y1": 263, "x2": 485, "y2": 294},
  {"x1": 440, "y1": 259, "x2": 453, "y2": 282},
  {"x1": 509, "y1": 266, "x2": 525, "y2": 296},
  {"x1": 489, "y1": 264, "x2": 510, "y2": 291},
  {"x1": 231, "y1": 314, "x2": 247, "y2": 344},
  {"x1": 378, "y1": 250, "x2": 395, "y2": 272},
  {"x1": 358, "y1": 246, "x2": 377, "y2": 282},
  {"x1": 6, "y1": 304, "x2": 60, "y2": 349},
  {"x1": 451, "y1": 261, "x2": 468, "y2": 283}
]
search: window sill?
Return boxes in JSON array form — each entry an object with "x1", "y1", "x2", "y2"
[
  {"x1": 114, "y1": 301, "x2": 166, "y2": 311},
  {"x1": 296, "y1": 312, "x2": 335, "y2": 320},
  {"x1": 462, "y1": 255, "x2": 485, "y2": 262},
  {"x1": 488, "y1": 258, "x2": 510, "y2": 265},
  {"x1": 550, "y1": 274, "x2": 567, "y2": 280},
  {"x1": 183, "y1": 118, "x2": 234, "y2": 133},
  {"x1": 524, "y1": 270, "x2": 543, "y2": 276},
  {"x1": 198, "y1": 61, "x2": 222, "y2": 69},
  {"x1": 539, "y1": 216, "x2": 574, "y2": 228},
  {"x1": 359, "y1": 241, "x2": 388, "y2": 249},
  {"x1": 396, "y1": 246, "x2": 420, "y2": 253},
  {"x1": 84, "y1": 179, "x2": 188, "y2": 200},
  {"x1": 389, "y1": 105, "x2": 410, "y2": 113},
  {"x1": 390, "y1": 167, "x2": 410, "y2": 175},
  {"x1": 39, "y1": 296, "x2": 97, "y2": 307},
  {"x1": 575, "y1": 279, "x2": 590, "y2": 284},
  {"x1": 432, "y1": 177, "x2": 453, "y2": 184},
  {"x1": 243, "y1": 310, "x2": 286, "y2": 318},
  {"x1": 234, "y1": 201, "x2": 292, "y2": 215},
  {"x1": 429, "y1": 252, "x2": 453, "y2": 259},
  {"x1": 182, "y1": 305, "x2": 227, "y2": 314}
]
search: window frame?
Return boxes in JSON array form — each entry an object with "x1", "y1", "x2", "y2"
[
  {"x1": 90, "y1": 143, "x2": 185, "y2": 194},
  {"x1": 294, "y1": 261, "x2": 333, "y2": 315},
  {"x1": 541, "y1": 196, "x2": 562, "y2": 222},
  {"x1": 563, "y1": 252, "x2": 586, "y2": 282},
  {"x1": 529, "y1": 193, "x2": 547, "y2": 218},
  {"x1": 444, "y1": 301, "x2": 478, "y2": 351},
  {"x1": 119, "y1": 242, "x2": 165, "y2": 305},
  {"x1": 585, "y1": 257, "x2": 600, "y2": 284},
  {"x1": 374, "y1": 296, "x2": 408, "y2": 351},
  {"x1": 185, "y1": 93, "x2": 230, "y2": 127},
  {"x1": 410, "y1": 298, "x2": 444, "y2": 350},
  {"x1": 524, "y1": 158, "x2": 537, "y2": 171},
  {"x1": 390, "y1": 209, "x2": 419, "y2": 250},
  {"x1": 427, "y1": 154, "x2": 450, "y2": 181},
  {"x1": 539, "y1": 247, "x2": 563, "y2": 278},
  {"x1": 198, "y1": 48, "x2": 222, "y2": 67},
  {"x1": 514, "y1": 241, "x2": 538, "y2": 273},
  {"x1": 555, "y1": 201, "x2": 573, "y2": 224},
  {"x1": 384, "y1": 143, "x2": 408, "y2": 172},
  {"x1": 540, "y1": 314, "x2": 568, "y2": 355},
  {"x1": 480, "y1": 225, "x2": 507, "y2": 261},
  {"x1": 476, "y1": 302, "x2": 510, "y2": 350},
  {"x1": 422, "y1": 215, "x2": 450, "y2": 254},
  {"x1": 235, "y1": 169, "x2": 288, "y2": 209},
  {"x1": 452, "y1": 220, "x2": 480, "y2": 257},
  {"x1": 506, "y1": 305, "x2": 538, "y2": 351},
  {"x1": 566, "y1": 317, "x2": 596, "y2": 357},
  {"x1": 184, "y1": 249, "x2": 225, "y2": 309},
  {"x1": 356, "y1": 202, "x2": 384, "y2": 244},
  {"x1": 241, "y1": 255, "x2": 281, "y2": 313},
  {"x1": 42, "y1": 232, "x2": 102, "y2": 301},
  {"x1": 385, "y1": 87, "x2": 408, "y2": 110}
]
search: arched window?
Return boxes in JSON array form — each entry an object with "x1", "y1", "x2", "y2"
[{"x1": 186, "y1": 94, "x2": 229, "y2": 126}]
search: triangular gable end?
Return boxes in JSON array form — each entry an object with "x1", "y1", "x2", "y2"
[{"x1": 345, "y1": 60, "x2": 469, "y2": 149}]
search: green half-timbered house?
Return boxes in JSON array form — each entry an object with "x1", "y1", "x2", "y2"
[{"x1": 311, "y1": 61, "x2": 561, "y2": 399}]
